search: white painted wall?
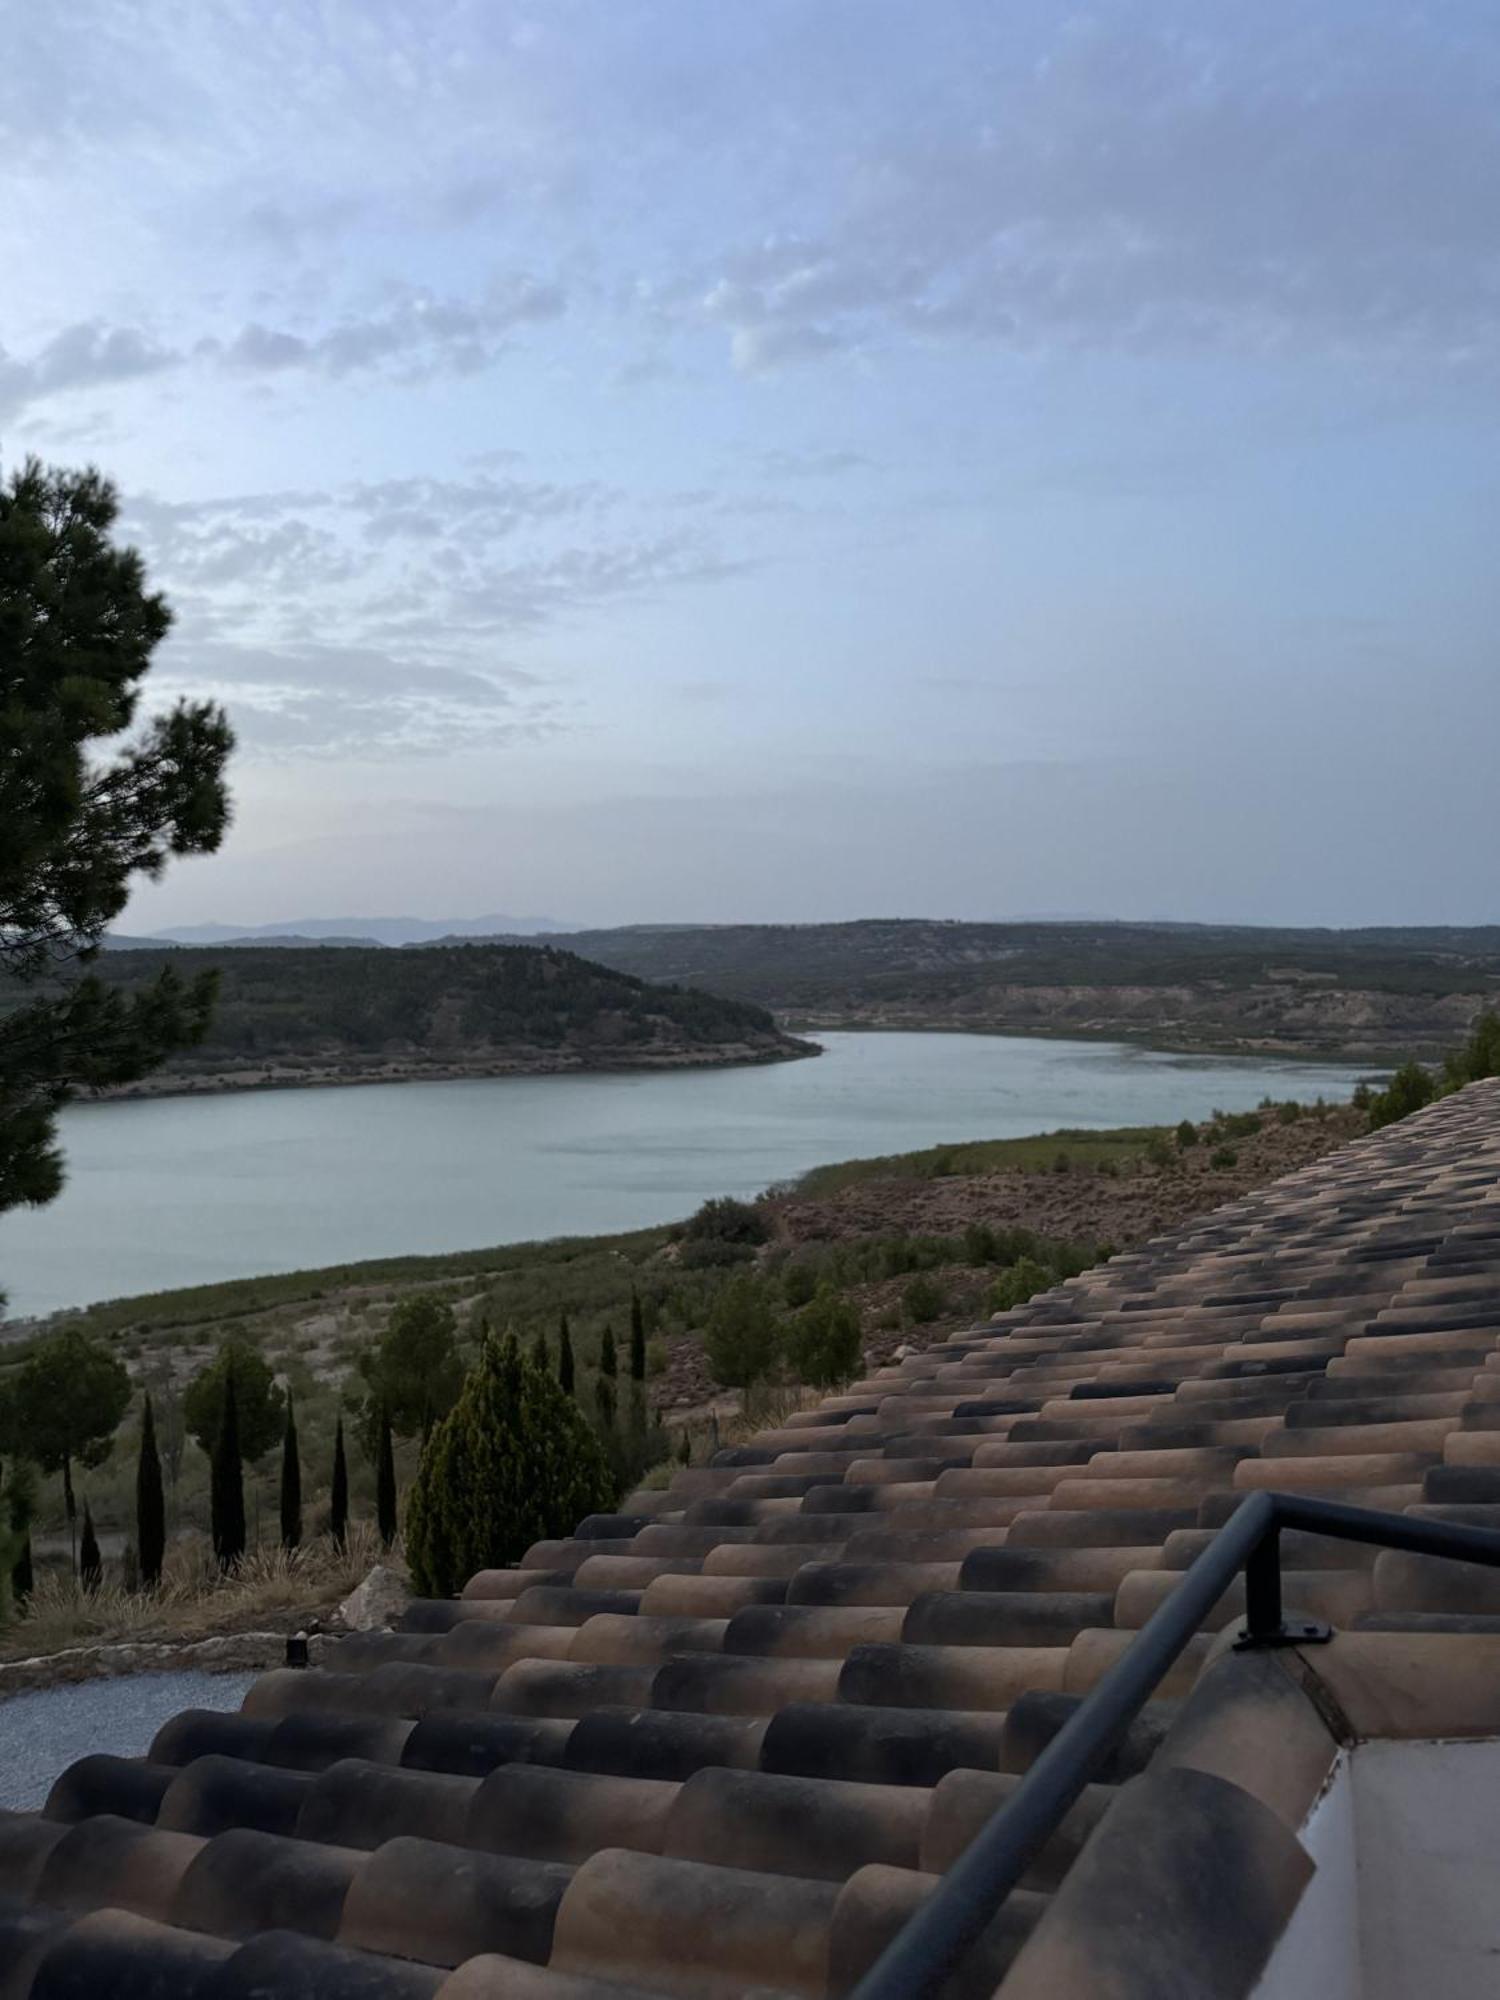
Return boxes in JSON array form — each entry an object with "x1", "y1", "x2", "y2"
[{"x1": 1255, "y1": 1737, "x2": 1500, "y2": 2000}]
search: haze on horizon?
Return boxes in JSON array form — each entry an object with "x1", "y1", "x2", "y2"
[{"x1": 5, "y1": 2, "x2": 1497, "y2": 934}]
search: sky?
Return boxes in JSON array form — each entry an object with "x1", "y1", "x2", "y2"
[{"x1": 4, "y1": 0, "x2": 1498, "y2": 931}]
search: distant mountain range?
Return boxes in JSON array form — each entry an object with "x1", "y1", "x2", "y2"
[{"x1": 136, "y1": 914, "x2": 568, "y2": 948}]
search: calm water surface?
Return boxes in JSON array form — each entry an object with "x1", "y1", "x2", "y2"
[{"x1": 0, "y1": 1032, "x2": 1375, "y2": 1318}]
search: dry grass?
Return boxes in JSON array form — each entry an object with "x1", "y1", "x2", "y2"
[{"x1": 2, "y1": 1523, "x2": 389, "y2": 1661}]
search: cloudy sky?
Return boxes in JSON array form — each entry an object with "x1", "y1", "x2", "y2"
[{"x1": 5, "y1": 1, "x2": 1497, "y2": 929}]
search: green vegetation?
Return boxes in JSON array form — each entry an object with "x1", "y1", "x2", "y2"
[
  {"x1": 526, "y1": 917, "x2": 1500, "y2": 1012},
  {"x1": 354, "y1": 1293, "x2": 463, "y2": 1449},
  {"x1": 184, "y1": 1340, "x2": 284, "y2": 1462},
  {"x1": 1368, "y1": 1009, "x2": 1500, "y2": 1129},
  {"x1": 136, "y1": 1396, "x2": 165, "y2": 1588},
  {"x1": 209, "y1": 1368, "x2": 246, "y2": 1570},
  {"x1": 704, "y1": 1275, "x2": 781, "y2": 1397},
  {"x1": 795, "y1": 1125, "x2": 1170, "y2": 1195},
  {"x1": 7, "y1": 941, "x2": 805, "y2": 1087},
  {"x1": 330, "y1": 1418, "x2": 349, "y2": 1551},
  {"x1": 1, "y1": 1326, "x2": 130, "y2": 1532},
  {"x1": 0, "y1": 456, "x2": 234, "y2": 1225},
  {"x1": 405, "y1": 1334, "x2": 615, "y2": 1598},
  {"x1": 784, "y1": 1285, "x2": 863, "y2": 1388},
  {"x1": 279, "y1": 1400, "x2": 301, "y2": 1551}
]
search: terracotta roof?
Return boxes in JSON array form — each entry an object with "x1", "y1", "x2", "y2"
[{"x1": 3, "y1": 1078, "x2": 1499, "y2": 1998}]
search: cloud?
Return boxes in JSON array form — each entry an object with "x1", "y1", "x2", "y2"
[
  {"x1": 120, "y1": 470, "x2": 741, "y2": 755},
  {"x1": 688, "y1": 8, "x2": 1500, "y2": 374},
  {"x1": 1, "y1": 279, "x2": 567, "y2": 422},
  {"x1": 0, "y1": 320, "x2": 175, "y2": 419}
]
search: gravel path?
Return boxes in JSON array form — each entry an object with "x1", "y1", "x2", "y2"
[{"x1": 0, "y1": 1671, "x2": 255, "y2": 1810}]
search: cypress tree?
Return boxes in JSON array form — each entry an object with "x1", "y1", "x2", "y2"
[
  {"x1": 594, "y1": 1371, "x2": 616, "y2": 1433},
  {"x1": 79, "y1": 1501, "x2": 102, "y2": 1593},
  {"x1": 136, "y1": 1394, "x2": 165, "y2": 1588},
  {"x1": 10, "y1": 1536, "x2": 33, "y2": 1607},
  {"x1": 330, "y1": 1417, "x2": 349, "y2": 1551},
  {"x1": 279, "y1": 1397, "x2": 302, "y2": 1551},
  {"x1": 595, "y1": 1323, "x2": 619, "y2": 1434},
  {"x1": 405, "y1": 1335, "x2": 615, "y2": 1598},
  {"x1": 677, "y1": 1427, "x2": 692, "y2": 1467},
  {"x1": 210, "y1": 1365, "x2": 246, "y2": 1570},
  {"x1": 629, "y1": 1291, "x2": 646, "y2": 1382},
  {"x1": 557, "y1": 1314, "x2": 574, "y2": 1396},
  {"x1": 376, "y1": 1404, "x2": 397, "y2": 1549}
]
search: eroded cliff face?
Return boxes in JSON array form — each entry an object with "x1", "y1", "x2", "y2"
[{"x1": 793, "y1": 981, "x2": 1490, "y2": 1060}]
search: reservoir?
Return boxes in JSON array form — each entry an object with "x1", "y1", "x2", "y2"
[{"x1": 0, "y1": 1031, "x2": 1375, "y2": 1319}]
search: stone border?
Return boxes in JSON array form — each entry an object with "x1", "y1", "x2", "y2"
[{"x1": 0, "y1": 1629, "x2": 330, "y2": 1698}]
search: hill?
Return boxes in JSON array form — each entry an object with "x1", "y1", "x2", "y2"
[
  {"x1": 11, "y1": 944, "x2": 814, "y2": 1097},
  {"x1": 507, "y1": 919, "x2": 1500, "y2": 1061}
]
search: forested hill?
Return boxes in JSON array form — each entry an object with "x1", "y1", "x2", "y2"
[
  {"x1": 497, "y1": 920, "x2": 1500, "y2": 1062},
  {"x1": 20, "y1": 945, "x2": 814, "y2": 1096}
]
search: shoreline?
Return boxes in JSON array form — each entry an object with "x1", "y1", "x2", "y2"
[{"x1": 84, "y1": 1035, "x2": 821, "y2": 1104}]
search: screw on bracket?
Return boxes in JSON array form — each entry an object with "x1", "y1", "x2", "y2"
[{"x1": 1233, "y1": 1619, "x2": 1334, "y2": 1651}]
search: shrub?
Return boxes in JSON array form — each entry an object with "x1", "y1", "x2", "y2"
[
  {"x1": 903, "y1": 1274, "x2": 947, "y2": 1324},
  {"x1": 1442, "y1": 1008, "x2": 1500, "y2": 1091},
  {"x1": 782, "y1": 1260, "x2": 820, "y2": 1308},
  {"x1": 646, "y1": 1335, "x2": 669, "y2": 1378},
  {"x1": 704, "y1": 1276, "x2": 781, "y2": 1395},
  {"x1": 405, "y1": 1335, "x2": 616, "y2": 1598},
  {"x1": 1175, "y1": 1120, "x2": 1199, "y2": 1149},
  {"x1": 1051, "y1": 1151, "x2": 1072, "y2": 1174},
  {"x1": 1210, "y1": 1146, "x2": 1238, "y2": 1169},
  {"x1": 963, "y1": 1222, "x2": 998, "y2": 1265},
  {"x1": 679, "y1": 1236, "x2": 758, "y2": 1270},
  {"x1": 989, "y1": 1258, "x2": 1055, "y2": 1314},
  {"x1": 785, "y1": 1285, "x2": 863, "y2": 1388},
  {"x1": 1277, "y1": 1101, "x2": 1302, "y2": 1125},
  {"x1": 1367, "y1": 1060, "x2": 1435, "y2": 1130},
  {"x1": 1144, "y1": 1134, "x2": 1174, "y2": 1169},
  {"x1": 682, "y1": 1196, "x2": 770, "y2": 1248}
]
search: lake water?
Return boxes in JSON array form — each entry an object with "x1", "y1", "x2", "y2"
[{"x1": 0, "y1": 1032, "x2": 1376, "y2": 1319}]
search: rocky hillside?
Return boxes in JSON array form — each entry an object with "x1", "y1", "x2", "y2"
[
  {"x1": 18, "y1": 944, "x2": 816, "y2": 1096},
  {"x1": 513, "y1": 919, "x2": 1500, "y2": 1061}
]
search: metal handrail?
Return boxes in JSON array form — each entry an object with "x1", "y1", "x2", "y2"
[{"x1": 851, "y1": 1490, "x2": 1500, "y2": 2000}]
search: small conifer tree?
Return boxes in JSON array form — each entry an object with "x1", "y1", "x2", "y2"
[
  {"x1": 210, "y1": 1366, "x2": 246, "y2": 1570},
  {"x1": 330, "y1": 1416, "x2": 349, "y2": 1551},
  {"x1": 376, "y1": 1404, "x2": 398, "y2": 1549},
  {"x1": 279, "y1": 1397, "x2": 302, "y2": 1551},
  {"x1": 79, "y1": 1500, "x2": 103, "y2": 1593},
  {"x1": 599, "y1": 1325, "x2": 617, "y2": 1380},
  {"x1": 136, "y1": 1394, "x2": 165, "y2": 1588},
  {"x1": 530, "y1": 1326, "x2": 549, "y2": 1374},
  {"x1": 405, "y1": 1334, "x2": 616, "y2": 1598},
  {"x1": 629, "y1": 1291, "x2": 646, "y2": 1382},
  {"x1": 558, "y1": 1314, "x2": 575, "y2": 1396}
]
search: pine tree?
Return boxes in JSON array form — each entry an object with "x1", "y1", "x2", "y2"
[
  {"x1": 558, "y1": 1313, "x2": 575, "y2": 1396},
  {"x1": 279, "y1": 1397, "x2": 302, "y2": 1551},
  {"x1": 376, "y1": 1404, "x2": 398, "y2": 1549},
  {"x1": 530, "y1": 1326, "x2": 549, "y2": 1374},
  {"x1": 136, "y1": 1394, "x2": 165, "y2": 1588},
  {"x1": 0, "y1": 458, "x2": 234, "y2": 1223},
  {"x1": 405, "y1": 1334, "x2": 616, "y2": 1598},
  {"x1": 629, "y1": 1291, "x2": 646, "y2": 1382},
  {"x1": 330, "y1": 1417, "x2": 349, "y2": 1550},
  {"x1": 210, "y1": 1365, "x2": 246, "y2": 1570},
  {"x1": 79, "y1": 1501, "x2": 103, "y2": 1593}
]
